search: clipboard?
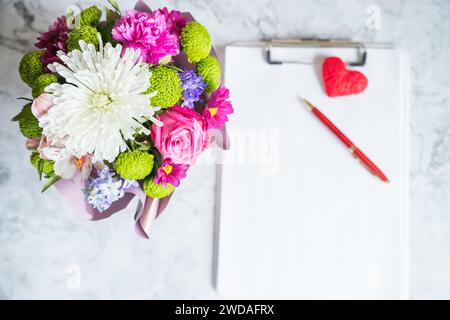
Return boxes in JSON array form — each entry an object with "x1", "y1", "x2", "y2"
[{"x1": 215, "y1": 39, "x2": 410, "y2": 299}]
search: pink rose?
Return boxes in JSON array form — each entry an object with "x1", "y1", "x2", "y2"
[
  {"x1": 31, "y1": 93, "x2": 54, "y2": 118},
  {"x1": 151, "y1": 106, "x2": 208, "y2": 165}
]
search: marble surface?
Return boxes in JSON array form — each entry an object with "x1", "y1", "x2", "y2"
[{"x1": 0, "y1": 0, "x2": 449, "y2": 299}]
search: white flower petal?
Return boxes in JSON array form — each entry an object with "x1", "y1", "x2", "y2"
[
  {"x1": 40, "y1": 41, "x2": 159, "y2": 163},
  {"x1": 41, "y1": 147, "x2": 64, "y2": 162},
  {"x1": 54, "y1": 157, "x2": 77, "y2": 180}
]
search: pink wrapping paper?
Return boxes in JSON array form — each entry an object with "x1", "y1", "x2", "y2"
[{"x1": 54, "y1": 0, "x2": 229, "y2": 239}]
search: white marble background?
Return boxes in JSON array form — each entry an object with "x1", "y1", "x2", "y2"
[{"x1": 0, "y1": 0, "x2": 449, "y2": 299}]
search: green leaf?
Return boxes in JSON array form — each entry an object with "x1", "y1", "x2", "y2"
[
  {"x1": 132, "y1": 144, "x2": 150, "y2": 151},
  {"x1": 41, "y1": 175, "x2": 61, "y2": 193},
  {"x1": 44, "y1": 172, "x2": 53, "y2": 179},
  {"x1": 17, "y1": 97, "x2": 33, "y2": 102},
  {"x1": 107, "y1": 0, "x2": 121, "y2": 14},
  {"x1": 130, "y1": 140, "x2": 151, "y2": 151},
  {"x1": 11, "y1": 112, "x2": 21, "y2": 122},
  {"x1": 167, "y1": 64, "x2": 183, "y2": 72},
  {"x1": 98, "y1": 7, "x2": 120, "y2": 45},
  {"x1": 106, "y1": 6, "x2": 120, "y2": 20},
  {"x1": 151, "y1": 148, "x2": 163, "y2": 167},
  {"x1": 12, "y1": 102, "x2": 33, "y2": 121},
  {"x1": 136, "y1": 145, "x2": 151, "y2": 151},
  {"x1": 37, "y1": 159, "x2": 44, "y2": 181}
]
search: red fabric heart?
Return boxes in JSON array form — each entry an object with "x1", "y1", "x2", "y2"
[{"x1": 322, "y1": 57, "x2": 368, "y2": 97}]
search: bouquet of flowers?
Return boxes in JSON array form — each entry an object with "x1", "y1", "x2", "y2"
[{"x1": 14, "y1": 0, "x2": 233, "y2": 237}]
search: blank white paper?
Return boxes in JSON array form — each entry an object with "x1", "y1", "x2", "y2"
[{"x1": 216, "y1": 44, "x2": 409, "y2": 299}]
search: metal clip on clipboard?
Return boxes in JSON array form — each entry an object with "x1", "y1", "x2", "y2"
[{"x1": 266, "y1": 39, "x2": 367, "y2": 67}]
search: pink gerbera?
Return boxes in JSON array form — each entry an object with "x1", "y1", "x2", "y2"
[
  {"x1": 154, "y1": 158, "x2": 189, "y2": 187},
  {"x1": 35, "y1": 16, "x2": 70, "y2": 71},
  {"x1": 203, "y1": 86, "x2": 234, "y2": 129},
  {"x1": 112, "y1": 10, "x2": 181, "y2": 64}
]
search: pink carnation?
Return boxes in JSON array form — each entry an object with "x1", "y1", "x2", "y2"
[
  {"x1": 112, "y1": 10, "x2": 181, "y2": 64},
  {"x1": 155, "y1": 8, "x2": 187, "y2": 35},
  {"x1": 203, "y1": 86, "x2": 234, "y2": 129},
  {"x1": 151, "y1": 106, "x2": 208, "y2": 165}
]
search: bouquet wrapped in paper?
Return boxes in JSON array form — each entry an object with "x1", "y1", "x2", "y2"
[{"x1": 14, "y1": 0, "x2": 233, "y2": 238}]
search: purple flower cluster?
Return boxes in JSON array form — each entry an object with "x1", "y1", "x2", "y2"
[
  {"x1": 35, "y1": 16, "x2": 70, "y2": 71},
  {"x1": 85, "y1": 167, "x2": 138, "y2": 213},
  {"x1": 179, "y1": 69, "x2": 206, "y2": 109}
]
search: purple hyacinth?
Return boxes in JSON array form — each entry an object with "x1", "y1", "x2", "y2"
[
  {"x1": 179, "y1": 69, "x2": 206, "y2": 109},
  {"x1": 35, "y1": 16, "x2": 70, "y2": 71},
  {"x1": 84, "y1": 167, "x2": 138, "y2": 213}
]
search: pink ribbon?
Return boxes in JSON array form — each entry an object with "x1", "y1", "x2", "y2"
[
  {"x1": 54, "y1": 1, "x2": 229, "y2": 239},
  {"x1": 55, "y1": 176, "x2": 172, "y2": 238}
]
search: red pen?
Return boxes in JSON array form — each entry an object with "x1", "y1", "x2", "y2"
[{"x1": 303, "y1": 99, "x2": 389, "y2": 183}]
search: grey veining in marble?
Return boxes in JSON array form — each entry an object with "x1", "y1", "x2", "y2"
[{"x1": 0, "y1": 0, "x2": 449, "y2": 299}]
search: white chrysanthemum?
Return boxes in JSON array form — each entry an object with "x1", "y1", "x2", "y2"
[{"x1": 40, "y1": 39, "x2": 160, "y2": 163}]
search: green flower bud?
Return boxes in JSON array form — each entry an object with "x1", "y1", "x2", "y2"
[
  {"x1": 114, "y1": 150, "x2": 154, "y2": 180},
  {"x1": 17, "y1": 103, "x2": 42, "y2": 138},
  {"x1": 32, "y1": 74, "x2": 58, "y2": 98},
  {"x1": 80, "y1": 6, "x2": 102, "y2": 27},
  {"x1": 180, "y1": 21, "x2": 211, "y2": 63},
  {"x1": 143, "y1": 177, "x2": 175, "y2": 199},
  {"x1": 197, "y1": 56, "x2": 221, "y2": 93},
  {"x1": 147, "y1": 66, "x2": 182, "y2": 108},
  {"x1": 19, "y1": 51, "x2": 45, "y2": 87},
  {"x1": 66, "y1": 26, "x2": 99, "y2": 52}
]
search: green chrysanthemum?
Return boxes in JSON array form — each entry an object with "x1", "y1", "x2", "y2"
[
  {"x1": 32, "y1": 74, "x2": 58, "y2": 98},
  {"x1": 80, "y1": 6, "x2": 102, "y2": 27},
  {"x1": 66, "y1": 26, "x2": 99, "y2": 51},
  {"x1": 114, "y1": 150, "x2": 154, "y2": 180},
  {"x1": 147, "y1": 66, "x2": 182, "y2": 108},
  {"x1": 180, "y1": 21, "x2": 211, "y2": 63},
  {"x1": 143, "y1": 177, "x2": 175, "y2": 199},
  {"x1": 19, "y1": 51, "x2": 45, "y2": 87},
  {"x1": 197, "y1": 56, "x2": 221, "y2": 93},
  {"x1": 31, "y1": 152, "x2": 54, "y2": 175},
  {"x1": 17, "y1": 103, "x2": 42, "y2": 138}
]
